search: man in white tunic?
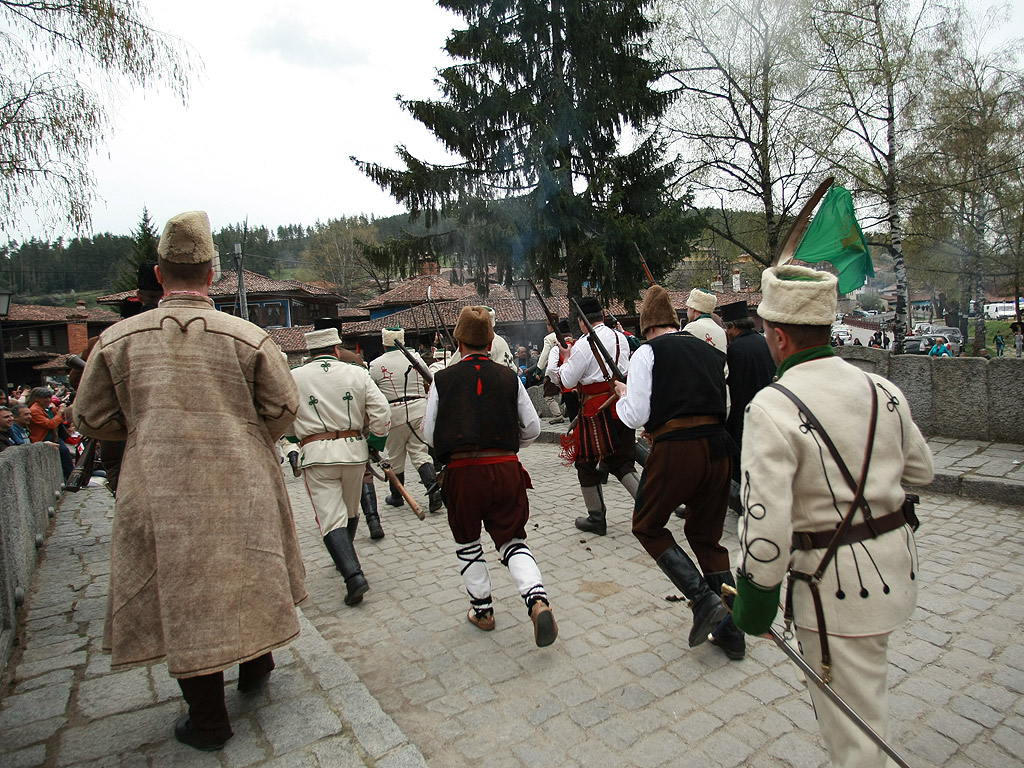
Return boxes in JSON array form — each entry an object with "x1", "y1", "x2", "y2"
[
  {"x1": 732, "y1": 265, "x2": 933, "y2": 768},
  {"x1": 370, "y1": 327, "x2": 442, "y2": 513},
  {"x1": 288, "y1": 328, "x2": 391, "y2": 607}
]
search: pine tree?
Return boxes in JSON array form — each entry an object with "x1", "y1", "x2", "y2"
[
  {"x1": 115, "y1": 207, "x2": 160, "y2": 291},
  {"x1": 352, "y1": 0, "x2": 699, "y2": 305}
]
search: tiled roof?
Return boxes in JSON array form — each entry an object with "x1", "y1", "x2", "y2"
[
  {"x1": 358, "y1": 274, "x2": 479, "y2": 309},
  {"x1": 98, "y1": 270, "x2": 344, "y2": 305},
  {"x1": 211, "y1": 270, "x2": 342, "y2": 299},
  {"x1": 268, "y1": 325, "x2": 315, "y2": 353},
  {"x1": 343, "y1": 286, "x2": 762, "y2": 337},
  {"x1": 33, "y1": 354, "x2": 74, "y2": 371},
  {"x1": 7, "y1": 303, "x2": 120, "y2": 323}
]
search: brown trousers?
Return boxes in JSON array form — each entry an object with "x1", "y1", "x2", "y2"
[{"x1": 631, "y1": 437, "x2": 732, "y2": 573}]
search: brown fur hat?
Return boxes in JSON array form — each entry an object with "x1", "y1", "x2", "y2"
[
  {"x1": 640, "y1": 285, "x2": 680, "y2": 336},
  {"x1": 454, "y1": 306, "x2": 495, "y2": 349},
  {"x1": 157, "y1": 211, "x2": 215, "y2": 264}
]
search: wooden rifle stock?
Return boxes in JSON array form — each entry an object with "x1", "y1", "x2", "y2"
[{"x1": 368, "y1": 446, "x2": 424, "y2": 520}]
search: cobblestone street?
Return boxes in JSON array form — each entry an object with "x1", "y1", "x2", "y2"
[{"x1": 1, "y1": 438, "x2": 1023, "y2": 767}]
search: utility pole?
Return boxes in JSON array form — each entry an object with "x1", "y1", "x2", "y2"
[{"x1": 235, "y1": 242, "x2": 249, "y2": 321}]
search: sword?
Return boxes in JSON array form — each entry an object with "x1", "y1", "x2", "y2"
[
  {"x1": 721, "y1": 585, "x2": 914, "y2": 768},
  {"x1": 571, "y1": 298, "x2": 626, "y2": 383},
  {"x1": 368, "y1": 446, "x2": 424, "y2": 520}
]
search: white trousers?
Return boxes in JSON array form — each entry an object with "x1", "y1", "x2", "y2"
[
  {"x1": 385, "y1": 417, "x2": 430, "y2": 476},
  {"x1": 796, "y1": 628, "x2": 898, "y2": 768},
  {"x1": 303, "y1": 463, "x2": 365, "y2": 536}
]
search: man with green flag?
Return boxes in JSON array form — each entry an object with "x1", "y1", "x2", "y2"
[{"x1": 793, "y1": 185, "x2": 874, "y2": 295}]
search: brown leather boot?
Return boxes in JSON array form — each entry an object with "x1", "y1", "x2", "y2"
[{"x1": 530, "y1": 601, "x2": 558, "y2": 647}]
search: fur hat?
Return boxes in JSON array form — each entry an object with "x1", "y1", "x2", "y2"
[
  {"x1": 454, "y1": 306, "x2": 495, "y2": 349},
  {"x1": 719, "y1": 300, "x2": 749, "y2": 324},
  {"x1": 686, "y1": 288, "x2": 717, "y2": 315},
  {"x1": 640, "y1": 285, "x2": 680, "y2": 336},
  {"x1": 577, "y1": 296, "x2": 603, "y2": 319},
  {"x1": 382, "y1": 327, "x2": 405, "y2": 347},
  {"x1": 757, "y1": 265, "x2": 838, "y2": 326},
  {"x1": 482, "y1": 306, "x2": 497, "y2": 327},
  {"x1": 157, "y1": 211, "x2": 215, "y2": 264},
  {"x1": 304, "y1": 328, "x2": 341, "y2": 351}
]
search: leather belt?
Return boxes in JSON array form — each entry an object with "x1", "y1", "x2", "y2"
[
  {"x1": 652, "y1": 415, "x2": 719, "y2": 438},
  {"x1": 448, "y1": 449, "x2": 516, "y2": 460},
  {"x1": 792, "y1": 508, "x2": 911, "y2": 551},
  {"x1": 299, "y1": 429, "x2": 361, "y2": 447},
  {"x1": 388, "y1": 396, "x2": 423, "y2": 404}
]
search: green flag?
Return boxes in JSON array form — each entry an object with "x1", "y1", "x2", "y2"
[{"x1": 793, "y1": 185, "x2": 873, "y2": 295}]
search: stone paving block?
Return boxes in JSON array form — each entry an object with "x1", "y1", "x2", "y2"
[
  {"x1": 950, "y1": 693, "x2": 1004, "y2": 728},
  {"x1": 0, "y1": 680, "x2": 72, "y2": 729},
  {"x1": 372, "y1": 744, "x2": 429, "y2": 768},
  {"x1": 3, "y1": 744, "x2": 46, "y2": 768},
  {"x1": 16, "y1": 650, "x2": 87, "y2": 680},
  {"x1": 628, "y1": 729, "x2": 688, "y2": 768},
  {"x1": 963, "y1": 740, "x2": 1021, "y2": 768},
  {"x1": 0, "y1": 715, "x2": 66, "y2": 754},
  {"x1": 14, "y1": 667, "x2": 74, "y2": 694},
  {"x1": 55, "y1": 701, "x2": 180, "y2": 766},
  {"x1": 77, "y1": 668, "x2": 153, "y2": 720},
  {"x1": 332, "y1": 682, "x2": 406, "y2": 758},
  {"x1": 256, "y1": 693, "x2": 342, "y2": 756}
]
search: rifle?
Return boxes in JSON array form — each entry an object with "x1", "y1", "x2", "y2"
[
  {"x1": 632, "y1": 242, "x2": 656, "y2": 286},
  {"x1": 527, "y1": 279, "x2": 569, "y2": 350},
  {"x1": 426, "y1": 286, "x2": 457, "y2": 352},
  {"x1": 394, "y1": 340, "x2": 433, "y2": 385},
  {"x1": 571, "y1": 299, "x2": 626, "y2": 383},
  {"x1": 720, "y1": 586, "x2": 913, "y2": 768},
  {"x1": 368, "y1": 446, "x2": 425, "y2": 520}
]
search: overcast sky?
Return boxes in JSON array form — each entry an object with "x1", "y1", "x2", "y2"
[
  {"x1": 15, "y1": 0, "x2": 1024, "y2": 241},
  {"x1": 76, "y1": 0, "x2": 460, "y2": 239}
]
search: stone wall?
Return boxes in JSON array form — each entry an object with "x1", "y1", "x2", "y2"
[
  {"x1": 0, "y1": 444, "x2": 64, "y2": 676},
  {"x1": 836, "y1": 347, "x2": 1024, "y2": 443}
]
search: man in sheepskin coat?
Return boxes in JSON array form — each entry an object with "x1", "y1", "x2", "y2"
[{"x1": 74, "y1": 211, "x2": 306, "y2": 752}]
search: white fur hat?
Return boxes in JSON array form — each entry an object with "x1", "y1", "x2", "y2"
[
  {"x1": 757, "y1": 265, "x2": 838, "y2": 326},
  {"x1": 686, "y1": 288, "x2": 717, "y2": 315},
  {"x1": 304, "y1": 328, "x2": 341, "y2": 350},
  {"x1": 382, "y1": 327, "x2": 405, "y2": 347},
  {"x1": 158, "y1": 211, "x2": 215, "y2": 264},
  {"x1": 482, "y1": 306, "x2": 497, "y2": 327}
]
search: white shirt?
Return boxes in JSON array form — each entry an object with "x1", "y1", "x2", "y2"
[
  {"x1": 614, "y1": 343, "x2": 655, "y2": 429},
  {"x1": 555, "y1": 323, "x2": 630, "y2": 389},
  {"x1": 423, "y1": 354, "x2": 541, "y2": 449}
]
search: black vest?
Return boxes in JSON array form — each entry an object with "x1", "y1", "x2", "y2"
[
  {"x1": 646, "y1": 332, "x2": 727, "y2": 431},
  {"x1": 432, "y1": 354, "x2": 520, "y2": 461}
]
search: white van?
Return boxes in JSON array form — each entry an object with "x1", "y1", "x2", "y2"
[{"x1": 985, "y1": 302, "x2": 1019, "y2": 320}]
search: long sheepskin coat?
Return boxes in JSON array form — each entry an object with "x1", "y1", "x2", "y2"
[{"x1": 74, "y1": 294, "x2": 306, "y2": 678}]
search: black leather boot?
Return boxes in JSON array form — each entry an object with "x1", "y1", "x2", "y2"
[
  {"x1": 287, "y1": 450, "x2": 301, "y2": 478},
  {"x1": 417, "y1": 463, "x2": 444, "y2": 513},
  {"x1": 385, "y1": 473, "x2": 405, "y2": 507},
  {"x1": 656, "y1": 545, "x2": 729, "y2": 647},
  {"x1": 575, "y1": 485, "x2": 607, "y2": 535},
  {"x1": 361, "y1": 482, "x2": 385, "y2": 539},
  {"x1": 323, "y1": 528, "x2": 369, "y2": 606},
  {"x1": 346, "y1": 516, "x2": 359, "y2": 541},
  {"x1": 705, "y1": 570, "x2": 746, "y2": 660}
]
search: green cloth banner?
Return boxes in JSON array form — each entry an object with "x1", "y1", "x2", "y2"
[{"x1": 793, "y1": 185, "x2": 874, "y2": 295}]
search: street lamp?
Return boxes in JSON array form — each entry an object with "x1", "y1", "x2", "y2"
[
  {"x1": 513, "y1": 278, "x2": 531, "y2": 348},
  {"x1": 0, "y1": 286, "x2": 12, "y2": 397}
]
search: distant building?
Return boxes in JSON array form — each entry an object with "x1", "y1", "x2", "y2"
[{"x1": 2, "y1": 301, "x2": 119, "y2": 386}]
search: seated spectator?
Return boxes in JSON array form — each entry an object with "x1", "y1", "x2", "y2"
[
  {"x1": 27, "y1": 387, "x2": 74, "y2": 479},
  {"x1": 9, "y1": 403, "x2": 31, "y2": 445},
  {"x1": 928, "y1": 337, "x2": 952, "y2": 357},
  {"x1": 0, "y1": 406, "x2": 15, "y2": 451}
]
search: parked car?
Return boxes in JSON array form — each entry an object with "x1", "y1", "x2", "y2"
[
  {"x1": 911, "y1": 323, "x2": 937, "y2": 336},
  {"x1": 831, "y1": 325, "x2": 853, "y2": 343},
  {"x1": 910, "y1": 333, "x2": 960, "y2": 356}
]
